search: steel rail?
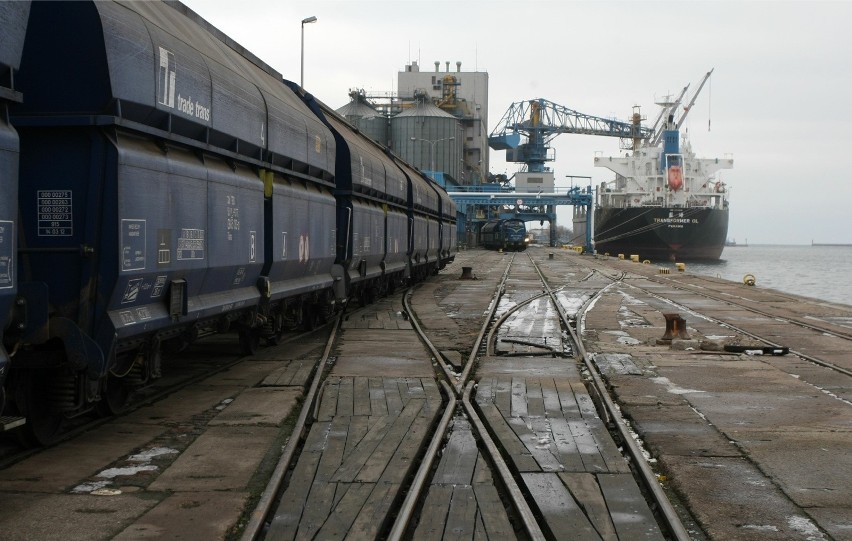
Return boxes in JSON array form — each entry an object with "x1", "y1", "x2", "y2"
[
  {"x1": 530, "y1": 254, "x2": 692, "y2": 541},
  {"x1": 0, "y1": 327, "x2": 320, "y2": 469},
  {"x1": 401, "y1": 253, "x2": 546, "y2": 540},
  {"x1": 457, "y1": 253, "x2": 516, "y2": 393},
  {"x1": 402, "y1": 288, "x2": 458, "y2": 386},
  {"x1": 644, "y1": 272, "x2": 852, "y2": 342},
  {"x1": 387, "y1": 381, "x2": 455, "y2": 541},
  {"x1": 485, "y1": 291, "x2": 550, "y2": 356},
  {"x1": 623, "y1": 280, "x2": 852, "y2": 378},
  {"x1": 240, "y1": 314, "x2": 342, "y2": 541},
  {"x1": 462, "y1": 382, "x2": 546, "y2": 541}
]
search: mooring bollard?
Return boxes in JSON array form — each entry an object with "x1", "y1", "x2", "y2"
[
  {"x1": 661, "y1": 313, "x2": 690, "y2": 341},
  {"x1": 548, "y1": 253, "x2": 554, "y2": 260},
  {"x1": 460, "y1": 266, "x2": 474, "y2": 280}
]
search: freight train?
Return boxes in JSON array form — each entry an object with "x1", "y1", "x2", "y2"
[
  {"x1": 0, "y1": 1, "x2": 456, "y2": 445},
  {"x1": 480, "y1": 219, "x2": 528, "y2": 251},
  {"x1": 0, "y1": 1, "x2": 30, "y2": 438}
]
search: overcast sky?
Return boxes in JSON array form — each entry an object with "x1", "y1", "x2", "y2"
[{"x1": 182, "y1": 0, "x2": 852, "y2": 245}]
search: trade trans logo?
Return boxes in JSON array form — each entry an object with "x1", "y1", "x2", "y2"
[{"x1": 157, "y1": 46, "x2": 210, "y2": 121}]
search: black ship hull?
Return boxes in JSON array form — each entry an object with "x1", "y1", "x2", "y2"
[{"x1": 594, "y1": 207, "x2": 728, "y2": 261}]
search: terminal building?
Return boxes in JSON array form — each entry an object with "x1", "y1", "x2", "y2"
[
  {"x1": 337, "y1": 60, "x2": 593, "y2": 249},
  {"x1": 336, "y1": 60, "x2": 489, "y2": 187}
]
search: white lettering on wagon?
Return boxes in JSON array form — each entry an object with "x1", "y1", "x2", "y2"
[
  {"x1": 177, "y1": 228, "x2": 205, "y2": 261},
  {"x1": 121, "y1": 219, "x2": 146, "y2": 271},
  {"x1": 176, "y1": 93, "x2": 210, "y2": 121},
  {"x1": 38, "y1": 190, "x2": 73, "y2": 236},
  {"x1": 226, "y1": 195, "x2": 240, "y2": 241},
  {"x1": 0, "y1": 221, "x2": 12, "y2": 289}
]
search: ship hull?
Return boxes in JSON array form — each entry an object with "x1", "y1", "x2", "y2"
[{"x1": 594, "y1": 207, "x2": 728, "y2": 261}]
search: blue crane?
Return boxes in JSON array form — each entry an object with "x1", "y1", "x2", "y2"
[
  {"x1": 473, "y1": 98, "x2": 653, "y2": 251},
  {"x1": 488, "y1": 98, "x2": 653, "y2": 172}
]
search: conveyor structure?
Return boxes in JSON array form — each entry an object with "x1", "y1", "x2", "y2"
[
  {"x1": 452, "y1": 98, "x2": 652, "y2": 249},
  {"x1": 449, "y1": 185, "x2": 593, "y2": 251}
]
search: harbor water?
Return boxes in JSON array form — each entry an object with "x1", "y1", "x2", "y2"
[{"x1": 678, "y1": 245, "x2": 852, "y2": 307}]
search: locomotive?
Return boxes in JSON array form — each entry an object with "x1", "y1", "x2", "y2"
[
  {"x1": 479, "y1": 218, "x2": 528, "y2": 251},
  {"x1": 0, "y1": 1, "x2": 456, "y2": 445}
]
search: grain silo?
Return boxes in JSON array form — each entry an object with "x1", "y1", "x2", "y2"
[
  {"x1": 391, "y1": 96, "x2": 463, "y2": 182},
  {"x1": 336, "y1": 90, "x2": 389, "y2": 146}
]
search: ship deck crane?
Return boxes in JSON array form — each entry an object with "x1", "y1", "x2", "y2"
[{"x1": 649, "y1": 69, "x2": 713, "y2": 146}]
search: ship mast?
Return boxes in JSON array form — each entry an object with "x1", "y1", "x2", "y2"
[{"x1": 649, "y1": 85, "x2": 688, "y2": 146}]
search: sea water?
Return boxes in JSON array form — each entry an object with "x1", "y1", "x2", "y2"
[{"x1": 680, "y1": 245, "x2": 852, "y2": 307}]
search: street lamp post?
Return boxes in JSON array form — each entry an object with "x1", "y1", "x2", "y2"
[
  {"x1": 410, "y1": 136, "x2": 454, "y2": 178},
  {"x1": 300, "y1": 16, "x2": 317, "y2": 88}
]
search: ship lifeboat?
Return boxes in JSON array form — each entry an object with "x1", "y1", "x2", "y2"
[{"x1": 668, "y1": 165, "x2": 683, "y2": 192}]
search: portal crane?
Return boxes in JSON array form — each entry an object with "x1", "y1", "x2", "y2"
[{"x1": 488, "y1": 98, "x2": 653, "y2": 173}]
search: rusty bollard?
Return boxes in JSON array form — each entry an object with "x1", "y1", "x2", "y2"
[
  {"x1": 459, "y1": 266, "x2": 474, "y2": 280},
  {"x1": 661, "y1": 313, "x2": 690, "y2": 341}
]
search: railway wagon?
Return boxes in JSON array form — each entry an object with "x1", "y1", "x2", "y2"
[
  {"x1": 432, "y1": 181, "x2": 458, "y2": 268},
  {"x1": 288, "y1": 86, "x2": 421, "y2": 303},
  {"x1": 480, "y1": 218, "x2": 528, "y2": 251},
  {"x1": 3, "y1": 0, "x2": 456, "y2": 445},
  {"x1": 388, "y1": 155, "x2": 441, "y2": 280},
  {"x1": 291, "y1": 85, "x2": 457, "y2": 295},
  {"x1": 0, "y1": 1, "x2": 30, "y2": 427}
]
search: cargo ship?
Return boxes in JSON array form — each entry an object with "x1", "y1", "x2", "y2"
[{"x1": 593, "y1": 71, "x2": 733, "y2": 261}]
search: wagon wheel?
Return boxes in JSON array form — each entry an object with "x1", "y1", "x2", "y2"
[
  {"x1": 96, "y1": 374, "x2": 132, "y2": 417},
  {"x1": 15, "y1": 370, "x2": 64, "y2": 447},
  {"x1": 239, "y1": 327, "x2": 261, "y2": 356},
  {"x1": 265, "y1": 313, "x2": 285, "y2": 346},
  {"x1": 365, "y1": 287, "x2": 378, "y2": 306},
  {"x1": 302, "y1": 305, "x2": 321, "y2": 331}
]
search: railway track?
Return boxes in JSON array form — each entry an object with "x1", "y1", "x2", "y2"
[
  {"x1": 645, "y1": 275, "x2": 851, "y2": 377},
  {"x1": 241, "y1": 256, "x2": 521, "y2": 539},
  {"x1": 572, "y1": 254, "x2": 852, "y2": 540},
  {"x1": 585, "y1": 259, "x2": 852, "y2": 380},
  {"x1": 3, "y1": 248, "x2": 846, "y2": 539},
  {"x1": 242, "y1": 251, "x2": 687, "y2": 539},
  {"x1": 0, "y1": 331, "x2": 301, "y2": 468}
]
